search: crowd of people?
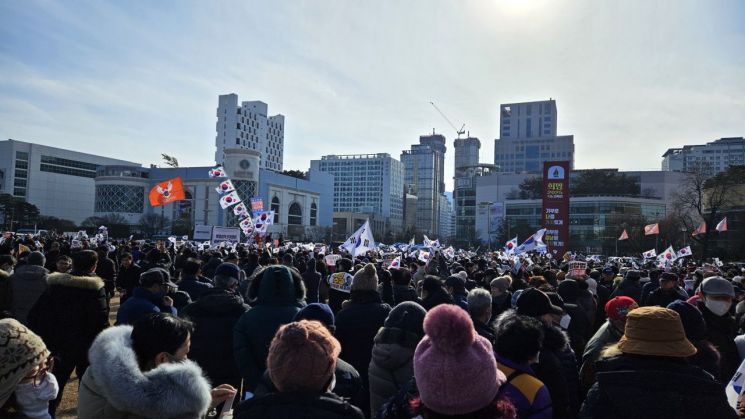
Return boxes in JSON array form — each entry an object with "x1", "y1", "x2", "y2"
[{"x1": 1, "y1": 231, "x2": 745, "y2": 418}]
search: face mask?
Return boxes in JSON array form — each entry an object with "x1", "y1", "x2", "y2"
[
  {"x1": 705, "y1": 299, "x2": 731, "y2": 316},
  {"x1": 559, "y1": 314, "x2": 572, "y2": 330}
]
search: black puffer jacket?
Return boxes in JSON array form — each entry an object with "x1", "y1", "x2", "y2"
[
  {"x1": 180, "y1": 288, "x2": 249, "y2": 388},
  {"x1": 302, "y1": 261, "x2": 322, "y2": 304},
  {"x1": 580, "y1": 354, "x2": 737, "y2": 419},
  {"x1": 533, "y1": 321, "x2": 580, "y2": 419},
  {"x1": 27, "y1": 272, "x2": 109, "y2": 363},
  {"x1": 115, "y1": 263, "x2": 142, "y2": 303},
  {"x1": 235, "y1": 391, "x2": 364, "y2": 419},
  {"x1": 8, "y1": 264, "x2": 48, "y2": 324},
  {"x1": 697, "y1": 300, "x2": 739, "y2": 380}
]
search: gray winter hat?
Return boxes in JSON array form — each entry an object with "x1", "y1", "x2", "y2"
[
  {"x1": 701, "y1": 276, "x2": 735, "y2": 298},
  {"x1": 27, "y1": 251, "x2": 45, "y2": 267}
]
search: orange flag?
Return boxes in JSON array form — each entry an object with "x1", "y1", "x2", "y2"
[
  {"x1": 149, "y1": 177, "x2": 186, "y2": 207},
  {"x1": 644, "y1": 223, "x2": 659, "y2": 235},
  {"x1": 618, "y1": 229, "x2": 629, "y2": 240}
]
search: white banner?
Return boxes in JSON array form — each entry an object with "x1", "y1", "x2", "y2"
[
  {"x1": 193, "y1": 225, "x2": 213, "y2": 241},
  {"x1": 211, "y1": 226, "x2": 241, "y2": 243}
]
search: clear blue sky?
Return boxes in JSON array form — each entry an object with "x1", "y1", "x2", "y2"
[{"x1": 1, "y1": 0, "x2": 744, "y2": 189}]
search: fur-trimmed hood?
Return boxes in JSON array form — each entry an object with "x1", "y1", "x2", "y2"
[
  {"x1": 47, "y1": 272, "x2": 104, "y2": 290},
  {"x1": 84, "y1": 325, "x2": 212, "y2": 418}
]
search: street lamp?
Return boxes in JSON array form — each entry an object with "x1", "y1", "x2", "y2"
[
  {"x1": 681, "y1": 226, "x2": 687, "y2": 247},
  {"x1": 479, "y1": 201, "x2": 494, "y2": 251}
]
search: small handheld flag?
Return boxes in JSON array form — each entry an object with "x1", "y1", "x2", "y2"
[
  {"x1": 208, "y1": 166, "x2": 227, "y2": 178},
  {"x1": 642, "y1": 249, "x2": 657, "y2": 259},
  {"x1": 219, "y1": 191, "x2": 242, "y2": 209},
  {"x1": 215, "y1": 179, "x2": 236, "y2": 195},
  {"x1": 677, "y1": 246, "x2": 692, "y2": 258}
]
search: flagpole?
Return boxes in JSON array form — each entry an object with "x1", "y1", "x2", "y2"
[{"x1": 615, "y1": 238, "x2": 618, "y2": 257}]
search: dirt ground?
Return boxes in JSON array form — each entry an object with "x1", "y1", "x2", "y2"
[{"x1": 56, "y1": 296, "x2": 120, "y2": 418}]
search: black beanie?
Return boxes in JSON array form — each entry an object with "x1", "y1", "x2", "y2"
[{"x1": 384, "y1": 301, "x2": 427, "y2": 337}]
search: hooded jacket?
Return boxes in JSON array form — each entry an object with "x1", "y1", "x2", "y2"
[
  {"x1": 27, "y1": 272, "x2": 109, "y2": 362},
  {"x1": 78, "y1": 325, "x2": 213, "y2": 419},
  {"x1": 9, "y1": 264, "x2": 48, "y2": 324},
  {"x1": 368, "y1": 327, "x2": 420, "y2": 417},
  {"x1": 233, "y1": 266, "x2": 303, "y2": 391},
  {"x1": 180, "y1": 288, "x2": 249, "y2": 388}
]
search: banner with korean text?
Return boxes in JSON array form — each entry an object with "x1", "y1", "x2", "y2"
[{"x1": 542, "y1": 161, "x2": 571, "y2": 257}]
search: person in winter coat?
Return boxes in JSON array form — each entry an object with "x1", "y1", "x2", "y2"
[
  {"x1": 0, "y1": 269, "x2": 11, "y2": 317},
  {"x1": 639, "y1": 269, "x2": 661, "y2": 305},
  {"x1": 95, "y1": 246, "x2": 117, "y2": 300},
  {"x1": 234, "y1": 265, "x2": 305, "y2": 392},
  {"x1": 255, "y1": 303, "x2": 366, "y2": 411},
  {"x1": 642, "y1": 272, "x2": 687, "y2": 307},
  {"x1": 493, "y1": 311, "x2": 553, "y2": 419},
  {"x1": 580, "y1": 296, "x2": 637, "y2": 390},
  {"x1": 177, "y1": 258, "x2": 213, "y2": 301},
  {"x1": 516, "y1": 288, "x2": 579, "y2": 419},
  {"x1": 444, "y1": 275, "x2": 469, "y2": 311},
  {"x1": 695, "y1": 276, "x2": 739, "y2": 380},
  {"x1": 468, "y1": 288, "x2": 496, "y2": 345},
  {"x1": 325, "y1": 258, "x2": 355, "y2": 313},
  {"x1": 490, "y1": 276, "x2": 513, "y2": 323},
  {"x1": 115, "y1": 252, "x2": 142, "y2": 304},
  {"x1": 666, "y1": 300, "x2": 722, "y2": 379},
  {"x1": 180, "y1": 262, "x2": 249, "y2": 389},
  {"x1": 26, "y1": 250, "x2": 109, "y2": 416},
  {"x1": 116, "y1": 268, "x2": 178, "y2": 325},
  {"x1": 235, "y1": 320, "x2": 365, "y2": 419},
  {"x1": 389, "y1": 268, "x2": 420, "y2": 306},
  {"x1": 609, "y1": 270, "x2": 642, "y2": 304},
  {"x1": 420, "y1": 275, "x2": 454, "y2": 310},
  {"x1": 78, "y1": 313, "x2": 236, "y2": 419},
  {"x1": 410, "y1": 304, "x2": 516, "y2": 419},
  {"x1": 368, "y1": 301, "x2": 426, "y2": 417},
  {"x1": 9, "y1": 251, "x2": 48, "y2": 324},
  {"x1": 579, "y1": 306, "x2": 737, "y2": 419},
  {"x1": 556, "y1": 280, "x2": 593, "y2": 358},
  {"x1": 303, "y1": 257, "x2": 322, "y2": 304}
]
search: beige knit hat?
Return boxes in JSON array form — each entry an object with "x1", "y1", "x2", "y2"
[
  {"x1": 0, "y1": 318, "x2": 50, "y2": 407},
  {"x1": 351, "y1": 263, "x2": 379, "y2": 292}
]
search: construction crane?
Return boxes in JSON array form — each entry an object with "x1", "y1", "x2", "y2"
[{"x1": 430, "y1": 101, "x2": 466, "y2": 138}]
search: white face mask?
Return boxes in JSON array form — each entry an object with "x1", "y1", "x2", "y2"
[
  {"x1": 559, "y1": 314, "x2": 572, "y2": 330},
  {"x1": 705, "y1": 299, "x2": 731, "y2": 316}
]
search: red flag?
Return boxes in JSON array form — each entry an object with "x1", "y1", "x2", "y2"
[
  {"x1": 716, "y1": 217, "x2": 728, "y2": 232},
  {"x1": 644, "y1": 223, "x2": 659, "y2": 236},
  {"x1": 618, "y1": 229, "x2": 629, "y2": 241},
  {"x1": 149, "y1": 177, "x2": 186, "y2": 207},
  {"x1": 692, "y1": 222, "x2": 707, "y2": 237}
]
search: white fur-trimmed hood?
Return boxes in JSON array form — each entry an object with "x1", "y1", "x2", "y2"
[{"x1": 86, "y1": 325, "x2": 212, "y2": 418}]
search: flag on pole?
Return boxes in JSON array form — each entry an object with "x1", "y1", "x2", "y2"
[
  {"x1": 504, "y1": 236, "x2": 518, "y2": 254},
  {"x1": 219, "y1": 191, "x2": 242, "y2": 209},
  {"x1": 408, "y1": 237, "x2": 415, "y2": 247},
  {"x1": 642, "y1": 249, "x2": 657, "y2": 259},
  {"x1": 677, "y1": 246, "x2": 692, "y2": 258},
  {"x1": 618, "y1": 229, "x2": 629, "y2": 241},
  {"x1": 149, "y1": 177, "x2": 186, "y2": 206},
  {"x1": 716, "y1": 217, "x2": 728, "y2": 232},
  {"x1": 252, "y1": 211, "x2": 275, "y2": 236},
  {"x1": 208, "y1": 166, "x2": 227, "y2": 178},
  {"x1": 233, "y1": 202, "x2": 249, "y2": 217},
  {"x1": 515, "y1": 229, "x2": 547, "y2": 254},
  {"x1": 423, "y1": 235, "x2": 432, "y2": 248},
  {"x1": 215, "y1": 179, "x2": 236, "y2": 194},
  {"x1": 692, "y1": 222, "x2": 707, "y2": 237},
  {"x1": 644, "y1": 223, "x2": 659, "y2": 235},
  {"x1": 340, "y1": 219, "x2": 376, "y2": 257},
  {"x1": 389, "y1": 256, "x2": 401, "y2": 269},
  {"x1": 660, "y1": 245, "x2": 677, "y2": 262},
  {"x1": 239, "y1": 217, "x2": 255, "y2": 235}
]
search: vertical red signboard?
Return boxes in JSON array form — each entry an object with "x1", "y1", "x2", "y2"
[{"x1": 542, "y1": 161, "x2": 570, "y2": 257}]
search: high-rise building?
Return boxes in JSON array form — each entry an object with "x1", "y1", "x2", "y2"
[
  {"x1": 309, "y1": 153, "x2": 404, "y2": 233},
  {"x1": 662, "y1": 137, "x2": 745, "y2": 175},
  {"x1": 214, "y1": 94, "x2": 284, "y2": 171},
  {"x1": 439, "y1": 193, "x2": 454, "y2": 241},
  {"x1": 454, "y1": 137, "x2": 480, "y2": 169},
  {"x1": 493, "y1": 99, "x2": 574, "y2": 173},
  {"x1": 401, "y1": 132, "x2": 447, "y2": 236}
]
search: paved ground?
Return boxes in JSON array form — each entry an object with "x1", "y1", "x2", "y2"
[{"x1": 56, "y1": 296, "x2": 120, "y2": 418}]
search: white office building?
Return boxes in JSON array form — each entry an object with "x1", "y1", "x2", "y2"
[
  {"x1": 662, "y1": 137, "x2": 745, "y2": 175},
  {"x1": 494, "y1": 99, "x2": 574, "y2": 173},
  {"x1": 310, "y1": 153, "x2": 404, "y2": 233},
  {"x1": 0, "y1": 139, "x2": 140, "y2": 224},
  {"x1": 215, "y1": 93, "x2": 284, "y2": 171},
  {"x1": 401, "y1": 133, "x2": 447, "y2": 236}
]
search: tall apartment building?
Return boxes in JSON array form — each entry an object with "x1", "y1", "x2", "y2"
[
  {"x1": 214, "y1": 94, "x2": 284, "y2": 171},
  {"x1": 493, "y1": 99, "x2": 574, "y2": 173},
  {"x1": 662, "y1": 137, "x2": 745, "y2": 175},
  {"x1": 401, "y1": 132, "x2": 447, "y2": 236},
  {"x1": 309, "y1": 153, "x2": 404, "y2": 233}
]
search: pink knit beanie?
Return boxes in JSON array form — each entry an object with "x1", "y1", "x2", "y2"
[{"x1": 413, "y1": 304, "x2": 506, "y2": 415}]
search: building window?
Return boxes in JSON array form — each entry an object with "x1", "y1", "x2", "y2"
[
  {"x1": 525, "y1": 119, "x2": 533, "y2": 138},
  {"x1": 15, "y1": 160, "x2": 28, "y2": 169},
  {"x1": 288, "y1": 202, "x2": 302, "y2": 225},
  {"x1": 271, "y1": 196, "x2": 280, "y2": 223},
  {"x1": 310, "y1": 202, "x2": 317, "y2": 226},
  {"x1": 40, "y1": 164, "x2": 96, "y2": 178},
  {"x1": 13, "y1": 187, "x2": 26, "y2": 197},
  {"x1": 15, "y1": 151, "x2": 28, "y2": 160},
  {"x1": 40, "y1": 155, "x2": 98, "y2": 171}
]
